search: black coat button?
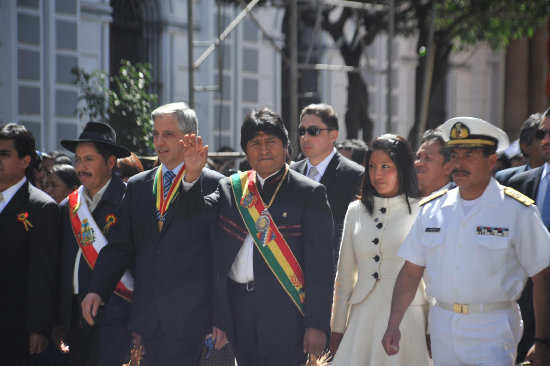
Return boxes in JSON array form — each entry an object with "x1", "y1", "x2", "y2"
[
  {"x1": 380, "y1": 207, "x2": 387, "y2": 213},
  {"x1": 372, "y1": 272, "x2": 379, "y2": 279},
  {"x1": 374, "y1": 255, "x2": 380, "y2": 262},
  {"x1": 374, "y1": 218, "x2": 379, "y2": 222},
  {"x1": 376, "y1": 223, "x2": 383, "y2": 229},
  {"x1": 372, "y1": 238, "x2": 379, "y2": 245}
]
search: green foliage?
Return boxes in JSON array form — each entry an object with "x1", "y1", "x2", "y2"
[
  {"x1": 72, "y1": 60, "x2": 158, "y2": 155},
  {"x1": 432, "y1": 0, "x2": 549, "y2": 49}
]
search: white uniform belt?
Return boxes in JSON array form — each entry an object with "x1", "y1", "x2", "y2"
[{"x1": 435, "y1": 299, "x2": 514, "y2": 314}]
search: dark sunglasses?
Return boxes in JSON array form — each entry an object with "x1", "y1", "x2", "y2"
[
  {"x1": 298, "y1": 126, "x2": 334, "y2": 137},
  {"x1": 535, "y1": 128, "x2": 550, "y2": 139}
]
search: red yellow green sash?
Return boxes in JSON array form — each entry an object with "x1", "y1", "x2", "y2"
[
  {"x1": 230, "y1": 170, "x2": 305, "y2": 315},
  {"x1": 68, "y1": 188, "x2": 134, "y2": 301},
  {"x1": 153, "y1": 165, "x2": 186, "y2": 229}
]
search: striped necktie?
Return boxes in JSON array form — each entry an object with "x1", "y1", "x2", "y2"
[{"x1": 163, "y1": 170, "x2": 176, "y2": 199}]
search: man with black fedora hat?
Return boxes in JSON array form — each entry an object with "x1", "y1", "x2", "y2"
[
  {"x1": 382, "y1": 117, "x2": 550, "y2": 365},
  {"x1": 54, "y1": 121, "x2": 133, "y2": 366}
]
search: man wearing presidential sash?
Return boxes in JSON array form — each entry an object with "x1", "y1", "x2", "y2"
[
  {"x1": 0, "y1": 123, "x2": 61, "y2": 365},
  {"x1": 56, "y1": 122, "x2": 133, "y2": 366},
  {"x1": 82, "y1": 103, "x2": 224, "y2": 366},
  {"x1": 181, "y1": 108, "x2": 335, "y2": 366}
]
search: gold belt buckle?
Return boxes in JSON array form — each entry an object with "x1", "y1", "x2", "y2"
[{"x1": 452, "y1": 303, "x2": 469, "y2": 314}]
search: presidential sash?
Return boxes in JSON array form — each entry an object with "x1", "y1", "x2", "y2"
[
  {"x1": 68, "y1": 188, "x2": 134, "y2": 301},
  {"x1": 153, "y1": 165, "x2": 186, "y2": 231},
  {"x1": 230, "y1": 170, "x2": 305, "y2": 315}
]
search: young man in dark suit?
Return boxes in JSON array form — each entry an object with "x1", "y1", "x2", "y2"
[
  {"x1": 0, "y1": 123, "x2": 61, "y2": 365},
  {"x1": 182, "y1": 108, "x2": 335, "y2": 366},
  {"x1": 290, "y1": 104, "x2": 363, "y2": 265},
  {"x1": 82, "y1": 102, "x2": 224, "y2": 366},
  {"x1": 508, "y1": 107, "x2": 550, "y2": 362},
  {"x1": 54, "y1": 122, "x2": 133, "y2": 366}
]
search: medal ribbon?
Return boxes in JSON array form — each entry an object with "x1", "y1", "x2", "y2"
[
  {"x1": 68, "y1": 189, "x2": 134, "y2": 301},
  {"x1": 230, "y1": 170, "x2": 305, "y2": 315},
  {"x1": 153, "y1": 165, "x2": 186, "y2": 218}
]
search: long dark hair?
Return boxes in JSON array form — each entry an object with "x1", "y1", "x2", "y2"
[{"x1": 359, "y1": 134, "x2": 421, "y2": 215}]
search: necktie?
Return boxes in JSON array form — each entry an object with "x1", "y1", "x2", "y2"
[
  {"x1": 542, "y1": 174, "x2": 550, "y2": 228},
  {"x1": 307, "y1": 166, "x2": 318, "y2": 180},
  {"x1": 163, "y1": 170, "x2": 176, "y2": 199}
]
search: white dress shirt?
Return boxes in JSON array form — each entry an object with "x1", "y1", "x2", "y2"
[
  {"x1": 305, "y1": 148, "x2": 336, "y2": 182},
  {"x1": 0, "y1": 176, "x2": 26, "y2": 214}
]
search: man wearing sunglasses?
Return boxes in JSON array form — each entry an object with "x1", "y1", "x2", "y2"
[
  {"x1": 495, "y1": 113, "x2": 545, "y2": 186},
  {"x1": 508, "y1": 107, "x2": 550, "y2": 362},
  {"x1": 290, "y1": 104, "x2": 363, "y2": 268}
]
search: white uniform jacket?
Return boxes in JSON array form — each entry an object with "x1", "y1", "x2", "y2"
[{"x1": 399, "y1": 178, "x2": 550, "y2": 305}]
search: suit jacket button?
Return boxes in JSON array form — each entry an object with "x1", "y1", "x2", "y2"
[
  {"x1": 372, "y1": 272, "x2": 379, "y2": 279},
  {"x1": 372, "y1": 238, "x2": 379, "y2": 245},
  {"x1": 373, "y1": 255, "x2": 380, "y2": 262},
  {"x1": 376, "y1": 222, "x2": 383, "y2": 229}
]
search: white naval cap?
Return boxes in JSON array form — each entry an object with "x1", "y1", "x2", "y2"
[{"x1": 439, "y1": 117, "x2": 510, "y2": 153}]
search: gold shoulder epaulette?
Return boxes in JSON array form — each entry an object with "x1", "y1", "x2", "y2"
[
  {"x1": 504, "y1": 187, "x2": 533, "y2": 206},
  {"x1": 419, "y1": 189, "x2": 448, "y2": 207}
]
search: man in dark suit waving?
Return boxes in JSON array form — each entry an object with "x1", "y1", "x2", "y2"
[
  {"x1": 82, "y1": 102, "x2": 224, "y2": 365},
  {"x1": 181, "y1": 108, "x2": 335, "y2": 366},
  {"x1": 290, "y1": 104, "x2": 363, "y2": 264},
  {"x1": 0, "y1": 123, "x2": 61, "y2": 365}
]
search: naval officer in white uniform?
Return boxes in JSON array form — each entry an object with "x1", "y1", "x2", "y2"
[{"x1": 382, "y1": 117, "x2": 550, "y2": 366}]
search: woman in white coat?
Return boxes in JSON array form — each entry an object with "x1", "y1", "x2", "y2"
[{"x1": 330, "y1": 134, "x2": 430, "y2": 365}]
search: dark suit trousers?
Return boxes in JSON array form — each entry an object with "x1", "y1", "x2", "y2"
[
  {"x1": 0, "y1": 314, "x2": 29, "y2": 366},
  {"x1": 142, "y1": 331, "x2": 203, "y2": 366},
  {"x1": 228, "y1": 280, "x2": 301, "y2": 366},
  {"x1": 67, "y1": 295, "x2": 131, "y2": 366}
]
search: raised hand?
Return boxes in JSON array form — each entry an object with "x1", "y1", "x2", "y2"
[{"x1": 180, "y1": 133, "x2": 208, "y2": 183}]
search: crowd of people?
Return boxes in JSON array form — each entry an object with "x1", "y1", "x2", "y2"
[{"x1": 1, "y1": 101, "x2": 550, "y2": 366}]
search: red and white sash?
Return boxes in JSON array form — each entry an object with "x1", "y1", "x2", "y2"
[{"x1": 68, "y1": 188, "x2": 134, "y2": 301}]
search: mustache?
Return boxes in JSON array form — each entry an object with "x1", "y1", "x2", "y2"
[
  {"x1": 78, "y1": 172, "x2": 92, "y2": 177},
  {"x1": 452, "y1": 169, "x2": 470, "y2": 175}
]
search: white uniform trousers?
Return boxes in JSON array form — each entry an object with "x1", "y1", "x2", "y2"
[{"x1": 429, "y1": 303, "x2": 523, "y2": 366}]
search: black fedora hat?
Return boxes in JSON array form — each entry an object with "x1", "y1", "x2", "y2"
[{"x1": 61, "y1": 122, "x2": 131, "y2": 158}]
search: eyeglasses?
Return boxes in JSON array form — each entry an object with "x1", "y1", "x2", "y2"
[
  {"x1": 298, "y1": 126, "x2": 334, "y2": 137},
  {"x1": 535, "y1": 129, "x2": 550, "y2": 139}
]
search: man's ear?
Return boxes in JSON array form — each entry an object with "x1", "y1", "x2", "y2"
[
  {"x1": 20, "y1": 155, "x2": 31, "y2": 170},
  {"x1": 330, "y1": 130, "x2": 339, "y2": 144},
  {"x1": 107, "y1": 155, "x2": 117, "y2": 170},
  {"x1": 487, "y1": 153, "x2": 497, "y2": 171}
]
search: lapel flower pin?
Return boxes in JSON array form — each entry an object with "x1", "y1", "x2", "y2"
[
  {"x1": 103, "y1": 214, "x2": 118, "y2": 234},
  {"x1": 17, "y1": 212, "x2": 33, "y2": 231}
]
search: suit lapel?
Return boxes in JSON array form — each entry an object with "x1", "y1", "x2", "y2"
[
  {"x1": 159, "y1": 186, "x2": 182, "y2": 234},
  {"x1": 297, "y1": 161, "x2": 307, "y2": 175},
  {"x1": 0, "y1": 181, "x2": 30, "y2": 227},
  {"x1": 533, "y1": 169, "x2": 543, "y2": 200},
  {"x1": 143, "y1": 168, "x2": 162, "y2": 234},
  {"x1": 320, "y1": 153, "x2": 340, "y2": 189}
]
